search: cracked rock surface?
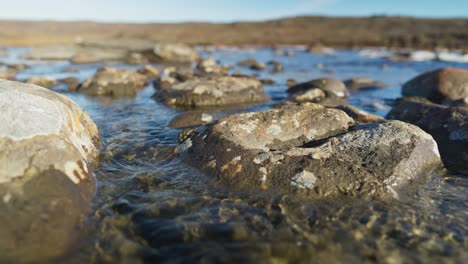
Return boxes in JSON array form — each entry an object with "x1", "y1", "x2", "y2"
[{"x1": 180, "y1": 103, "x2": 442, "y2": 198}]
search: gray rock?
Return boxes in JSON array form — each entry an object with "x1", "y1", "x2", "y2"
[
  {"x1": 25, "y1": 76, "x2": 56, "y2": 88},
  {"x1": 79, "y1": 67, "x2": 148, "y2": 96},
  {"x1": 334, "y1": 105, "x2": 384, "y2": 123},
  {"x1": 180, "y1": 103, "x2": 442, "y2": 198},
  {"x1": 153, "y1": 43, "x2": 199, "y2": 63},
  {"x1": 288, "y1": 78, "x2": 349, "y2": 102},
  {"x1": 387, "y1": 100, "x2": 467, "y2": 173},
  {"x1": 153, "y1": 76, "x2": 268, "y2": 108},
  {"x1": 168, "y1": 111, "x2": 214, "y2": 129},
  {"x1": 0, "y1": 80, "x2": 100, "y2": 262},
  {"x1": 402, "y1": 67, "x2": 468, "y2": 103},
  {"x1": 344, "y1": 77, "x2": 388, "y2": 91}
]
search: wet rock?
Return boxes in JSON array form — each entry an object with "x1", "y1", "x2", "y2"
[
  {"x1": 168, "y1": 111, "x2": 214, "y2": 129},
  {"x1": 344, "y1": 77, "x2": 388, "y2": 91},
  {"x1": 153, "y1": 43, "x2": 199, "y2": 63},
  {"x1": 387, "y1": 100, "x2": 467, "y2": 173},
  {"x1": 196, "y1": 58, "x2": 230, "y2": 75},
  {"x1": 286, "y1": 79, "x2": 297, "y2": 87},
  {"x1": 153, "y1": 76, "x2": 268, "y2": 108},
  {"x1": 21, "y1": 45, "x2": 78, "y2": 60},
  {"x1": 59, "y1": 77, "x2": 80, "y2": 92},
  {"x1": 307, "y1": 43, "x2": 326, "y2": 53},
  {"x1": 334, "y1": 105, "x2": 384, "y2": 123},
  {"x1": 402, "y1": 68, "x2": 468, "y2": 103},
  {"x1": 25, "y1": 76, "x2": 56, "y2": 88},
  {"x1": 260, "y1": 78, "x2": 275, "y2": 85},
  {"x1": 79, "y1": 67, "x2": 148, "y2": 96},
  {"x1": 237, "y1": 58, "x2": 259, "y2": 67},
  {"x1": 181, "y1": 103, "x2": 441, "y2": 198},
  {"x1": 137, "y1": 65, "x2": 160, "y2": 78},
  {"x1": 154, "y1": 76, "x2": 178, "y2": 89},
  {"x1": 288, "y1": 78, "x2": 349, "y2": 99},
  {"x1": 267, "y1": 60, "x2": 284, "y2": 73},
  {"x1": 290, "y1": 88, "x2": 326, "y2": 103},
  {"x1": 0, "y1": 80, "x2": 100, "y2": 262}
]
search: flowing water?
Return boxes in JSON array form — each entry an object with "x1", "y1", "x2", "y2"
[{"x1": 2, "y1": 47, "x2": 467, "y2": 263}]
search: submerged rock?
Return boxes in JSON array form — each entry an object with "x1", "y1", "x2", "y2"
[
  {"x1": 180, "y1": 103, "x2": 442, "y2": 198},
  {"x1": 79, "y1": 67, "x2": 148, "y2": 96},
  {"x1": 344, "y1": 77, "x2": 388, "y2": 91},
  {"x1": 288, "y1": 78, "x2": 349, "y2": 100},
  {"x1": 387, "y1": 100, "x2": 467, "y2": 173},
  {"x1": 25, "y1": 76, "x2": 56, "y2": 88},
  {"x1": 402, "y1": 67, "x2": 468, "y2": 103},
  {"x1": 168, "y1": 111, "x2": 214, "y2": 129},
  {"x1": 153, "y1": 76, "x2": 268, "y2": 108},
  {"x1": 0, "y1": 80, "x2": 100, "y2": 262},
  {"x1": 153, "y1": 43, "x2": 199, "y2": 63}
]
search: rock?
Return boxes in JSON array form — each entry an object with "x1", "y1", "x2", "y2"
[
  {"x1": 286, "y1": 79, "x2": 297, "y2": 87},
  {"x1": 153, "y1": 76, "x2": 268, "y2": 108},
  {"x1": 307, "y1": 43, "x2": 326, "y2": 53},
  {"x1": 25, "y1": 76, "x2": 56, "y2": 88},
  {"x1": 236, "y1": 58, "x2": 259, "y2": 67},
  {"x1": 0, "y1": 80, "x2": 100, "y2": 262},
  {"x1": 288, "y1": 78, "x2": 349, "y2": 99},
  {"x1": 196, "y1": 58, "x2": 229, "y2": 75},
  {"x1": 126, "y1": 52, "x2": 148, "y2": 65},
  {"x1": 168, "y1": 111, "x2": 214, "y2": 129},
  {"x1": 260, "y1": 78, "x2": 275, "y2": 85},
  {"x1": 59, "y1": 77, "x2": 80, "y2": 92},
  {"x1": 62, "y1": 67, "x2": 79, "y2": 73},
  {"x1": 402, "y1": 68, "x2": 468, "y2": 103},
  {"x1": 154, "y1": 76, "x2": 178, "y2": 89},
  {"x1": 334, "y1": 105, "x2": 384, "y2": 123},
  {"x1": 180, "y1": 103, "x2": 441, "y2": 198},
  {"x1": 267, "y1": 60, "x2": 284, "y2": 73},
  {"x1": 290, "y1": 88, "x2": 326, "y2": 103},
  {"x1": 21, "y1": 45, "x2": 78, "y2": 60},
  {"x1": 79, "y1": 67, "x2": 148, "y2": 96},
  {"x1": 153, "y1": 43, "x2": 199, "y2": 63},
  {"x1": 137, "y1": 65, "x2": 160, "y2": 78},
  {"x1": 387, "y1": 100, "x2": 467, "y2": 173},
  {"x1": 0, "y1": 49, "x2": 6, "y2": 57},
  {"x1": 0, "y1": 69, "x2": 16, "y2": 80},
  {"x1": 344, "y1": 77, "x2": 388, "y2": 91}
]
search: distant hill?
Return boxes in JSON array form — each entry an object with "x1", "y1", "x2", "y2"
[{"x1": 0, "y1": 16, "x2": 467, "y2": 50}]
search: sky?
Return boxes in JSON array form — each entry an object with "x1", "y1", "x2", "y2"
[{"x1": 0, "y1": 0, "x2": 466, "y2": 22}]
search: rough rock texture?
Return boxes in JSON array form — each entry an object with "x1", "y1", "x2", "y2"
[
  {"x1": 168, "y1": 111, "x2": 214, "y2": 129},
  {"x1": 387, "y1": 100, "x2": 468, "y2": 173},
  {"x1": 334, "y1": 105, "x2": 385, "y2": 123},
  {"x1": 25, "y1": 76, "x2": 56, "y2": 88},
  {"x1": 180, "y1": 103, "x2": 442, "y2": 198},
  {"x1": 79, "y1": 67, "x2": 148, "y2": 96},
  {"x1": 344, "y1": 77, "x2": 388, "y2": 91},
  {"x1": 153, "y1": 76, "x2": 268, "y2": 108},
  {"x1": 153, "y1": 43, "x2": 199, "y2": 63},
  {"x1": 0, "y1": 80, "x2": 100, "y2": 262},
  {"x1": 288, "y1": 78, "x2": 349, "y2": 103},
  {"x1": 402, "y1": 68, "x2": 468, "y2": 103}
]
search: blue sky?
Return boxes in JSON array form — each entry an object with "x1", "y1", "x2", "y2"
[{"x1": 0, "y1": 0, "x2": 466, "y2": 22}]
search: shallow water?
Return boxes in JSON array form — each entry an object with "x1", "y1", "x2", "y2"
[{"x1": 2, "y1": 47, "x2": 468, "y2": 263}]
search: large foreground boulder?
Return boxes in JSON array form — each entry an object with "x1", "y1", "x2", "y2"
[
  {"x1": 0, "y1": 80, "x2": 100, "y2": 262},
  {"x1": 402, "y1": 67, "x2": 468, "y2": 103},
  {"x1": 180, "y1": 103, "x2": 442, "y2": 198},
  {"x1": 153, "y1": 76, "x2": 268, "y2": 108},
  {"x1": 387, "y1": 99, "x2": 468, "y2": 173},
  {"x1": 79, "y1": 67, "x2": 148, "y2": 96}
]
